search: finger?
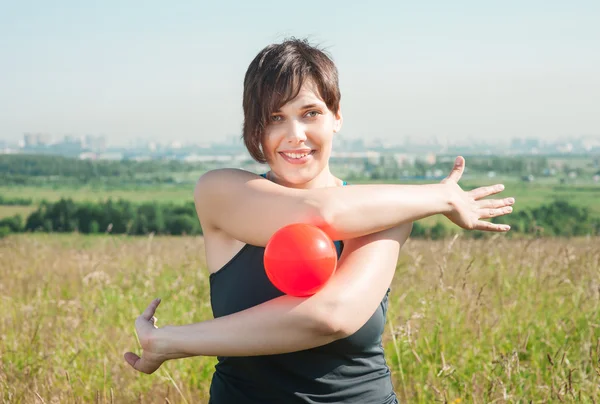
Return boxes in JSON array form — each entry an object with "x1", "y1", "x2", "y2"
[
  {"x1": 473, "y1": 221, "x2": 511, "y2": 232},
  {"x1": 479, "y1": 206, "x2": 513, "y2": 219},
  {"x1": 124, "y1": 352, "x2": 160, "y2": 374},
  {"x1": 477, "y1": 197, "x2": 515, "y2": 209},
  {"x1": 469, "y1": 184, "x2": 505, "y2": 200},
  {"x1": 444, "y1": 156, "x2": 465, "y2": 183},
  {"x1": 124, "y1": 352, "x2": 141, "y2": 368},
  {"x1": 141, "y1": 298, "x2": 161, "y2": 321}
]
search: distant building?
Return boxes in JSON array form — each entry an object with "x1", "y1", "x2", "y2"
[
  {"x1": 23, "y1": 133, "x2": 52, "y2": 147},
  {"x1": 84, "y1": 135, "x2": 107, "y2": 152},
  {"x1": 510, "y1": 137, "x2": 540, "y2": 153},
  {"x1": 63, "y1": 135, "x2": 83, "y2": 147},
  {"x1": 183, "y1": 154, "x2": 234, "y2": 163}
]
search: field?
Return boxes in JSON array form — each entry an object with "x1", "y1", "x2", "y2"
[
  {"x1": 2, "y1": 233, "x2": 600, "y2": 403},
  {"x1": 2, "y1": 179, "x2": 599, "y2": 229}
]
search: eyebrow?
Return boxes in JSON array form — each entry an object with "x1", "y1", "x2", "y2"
[
  {"x1": 299, "y1": 103, "x2": 322, "y2": 110},
  {"x1": 273, "y1": 103, "x2": 324, "y2": 113}
]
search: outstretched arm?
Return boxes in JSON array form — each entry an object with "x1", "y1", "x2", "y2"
[
  {"x1": 124, "y1": 223, "x2": 412, "y2": 374},
  {"x1": 195, "y1": 156, "x2": 514, "y2": 247}
]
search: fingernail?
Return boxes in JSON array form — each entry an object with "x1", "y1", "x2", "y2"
[{"x1": 508, "y1": 198, "x2": 515, "y2": 203}]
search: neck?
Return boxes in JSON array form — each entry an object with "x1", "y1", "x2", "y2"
[{"x1": 267, "y1": 165, "x2": 342, "y2": 189}]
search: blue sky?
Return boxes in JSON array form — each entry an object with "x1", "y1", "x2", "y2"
[{"x1": 1, "y1": 0, "x2": 598, "y2": 146}]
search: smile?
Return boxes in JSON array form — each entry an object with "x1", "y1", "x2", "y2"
[
  {"x1": 278, "y1": 150, "x2": 316, "y2": 164},
  {"x1": 281, "y1": 151, "x2": 314, "y2": 159}
]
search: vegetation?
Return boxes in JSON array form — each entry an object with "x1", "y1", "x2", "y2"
[
  {"x1": 0, "y1": 154, "x2": 208, "y2": 186},
  {"x1": 0, "y1": 198, "x2": 598, "y2": 240},
  {"x1": 1, "y1": 234, "x2": 599, "y2": 403},
  {"x1": 0, "y1": 154, "x2": 207, "y2": 178},
  {"x1": 0, "y1": 199, "x2": 201, "y2": 237},
  {"x1": 3, "y1": 154, "x2": 599, "y2": 187},
  {"x1": 0, "y1": 195, "x2": 32, "y2": 206},
  {"x1": 2, "y1": 153, "x2": 600, "y2": 402}
]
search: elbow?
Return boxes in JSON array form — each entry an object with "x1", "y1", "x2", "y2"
[
  {"x1": 311, "y1": 300, "x2": 356, "y2": 340},
  {"x1": 307, "y1": 195, "x2": 337, "y2": 237},
  {"x1": 322, "y1": 313, "x2": 358, "y2": 340}
]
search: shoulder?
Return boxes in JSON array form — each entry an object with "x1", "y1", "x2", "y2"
[
  {"x1": 196, "y1": 168, "x2": 262, "y2": 186},
  {"x1": 194, "y1": 169, "x2": 265, "y2": 197}
]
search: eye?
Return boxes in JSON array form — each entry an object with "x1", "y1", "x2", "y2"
[
  {"x1": 305, "y1": 110, "x2": 321, "y2": 118},
  {"x1": 270, "y1": 115, "x2": 283, "y2": 122}
]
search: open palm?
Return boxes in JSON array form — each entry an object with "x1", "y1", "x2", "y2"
[{"x1": 441, "y1": 156, "x2": 515, "y2": 232}]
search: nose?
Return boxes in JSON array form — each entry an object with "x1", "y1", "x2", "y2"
[{"x1": 285, "y1": 120, "x2": 307, "y2": 143}]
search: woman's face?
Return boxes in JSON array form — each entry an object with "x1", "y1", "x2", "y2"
[{"x1": 262, "y1": 79, "x2": 343, "y2": 188}]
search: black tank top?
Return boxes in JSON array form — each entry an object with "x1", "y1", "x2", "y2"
[{"x1": 208, "y1": 176, "x2": 397, "y2": 404}]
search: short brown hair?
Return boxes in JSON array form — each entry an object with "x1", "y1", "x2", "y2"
[{"x1": 242, "y1": 38, "x2": 341, "y2": 163}]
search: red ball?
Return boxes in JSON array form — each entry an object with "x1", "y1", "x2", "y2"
[{"x1": 264, "y1": 223, "x2": 338, "y2": 297}]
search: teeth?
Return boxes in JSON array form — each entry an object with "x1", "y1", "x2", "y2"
[{"x1": 283, "y1": 152, "x2": 310, "y2": 159}]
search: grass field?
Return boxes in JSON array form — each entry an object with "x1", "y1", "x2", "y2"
[
  {"x1": 0, "y1": 185, "x2": 196, "y2": 220},
  {"x1": 2, "y1": 178, "x2": 599, "y2": 228},
  {"x1": 0, "y1": 185, "x2": 196, "y2": 205},
  {"x1": 0, "y1": 205, "x2": 37, "y2": 221},
  {"x1": 2, "y1": 233, "x2": 600, "y2": 403}
]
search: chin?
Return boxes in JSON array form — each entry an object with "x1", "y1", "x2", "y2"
[
  {"x1": 280, "y1": 172, "x2": 314, "y2": 185},
  {"x1": 277, "y1": 167, "x2": 319, "y2": 186}
]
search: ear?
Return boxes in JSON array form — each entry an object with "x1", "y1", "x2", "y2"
[{"x1": 333, "y1": 105, "x2": 343, "y2": 133}]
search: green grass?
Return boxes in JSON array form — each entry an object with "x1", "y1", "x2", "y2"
[
  {"x1": 2, "y1": 177, "x2": 599, "y2": 208},
  {"x1": 0, "y1": 184, "x2": 195, "y2": 205},
  {"x1": 2, "y1": 234, "x2": 600, "y2": 403},
  {"x1": 356, "y1": 177, "x2": 600, "y2": 227},
  {"x1": 0, "y1": 205, "x2": 37, "y2": 220},
  {"x1": 2, "y1": 178, "x2": 599, "y2": 232}
]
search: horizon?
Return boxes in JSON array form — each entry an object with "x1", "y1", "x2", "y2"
[{"x1": 1, "y1": 1, "x2": 599, "y2": 145}]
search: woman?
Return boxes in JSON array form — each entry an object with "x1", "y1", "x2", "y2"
[{"x1": 124, "y1": 38, "x2": 515, "y2": 403}]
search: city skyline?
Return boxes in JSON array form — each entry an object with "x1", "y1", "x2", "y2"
[
  {"x1": 10, "y1": 131, "x2": 600, "y2": 154},
  {"x1": 1, "y1": 1, "x2": 599, "y2": 145}
]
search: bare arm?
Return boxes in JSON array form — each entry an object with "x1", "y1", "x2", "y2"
[
  {"x1": 124, "y1": 223, "x2": 412, "y2": 372},
  {"x1": 194, "y1": 157, "x2": 514, "y2": 247}
]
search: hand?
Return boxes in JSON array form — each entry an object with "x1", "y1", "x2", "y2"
[
  {"x1": 124, "y1": 298, "x2": 170, "y2": 374},
  {"x1": 441, "y1": 156, "x2": 515, "y2": 232}
]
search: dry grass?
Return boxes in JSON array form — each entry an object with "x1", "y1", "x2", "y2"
[{"x1": 1, "y1": 233, "x2": 599, "y2": 403}]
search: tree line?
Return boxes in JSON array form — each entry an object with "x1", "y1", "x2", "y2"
[
  {"x1": 0, "y1": 154, "x2": 205, "y2": 185},
  {"x1": 411, "y1": 199, "x2": 600, "y2": 239},
  {"x1": 1, "y1": 199, "x2": 598, "y2": 239},
  {"x1": 0, "y1": 195, "x2": 33, "y2": 206},
  {"x1": 5, "y1": 154, "x2": 597, "y2": 186},
  {"x1": 346, "y1": 155, "x2": 600, "y2": 182},
  {"x1": 0, "y1": 199, "x2": 201, "y2": 237}
]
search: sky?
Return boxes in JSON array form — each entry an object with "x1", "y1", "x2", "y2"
[{"x1": 1, "y1": 0, "x2": 599, "y2": 146}]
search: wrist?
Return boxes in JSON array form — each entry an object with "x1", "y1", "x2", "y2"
[
  {"x1": 435, "y1": 183, "x2": 455, "y2": 215},
  {"x1": 155, "y1": 325, "x2": 190, "y2": 360}
]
